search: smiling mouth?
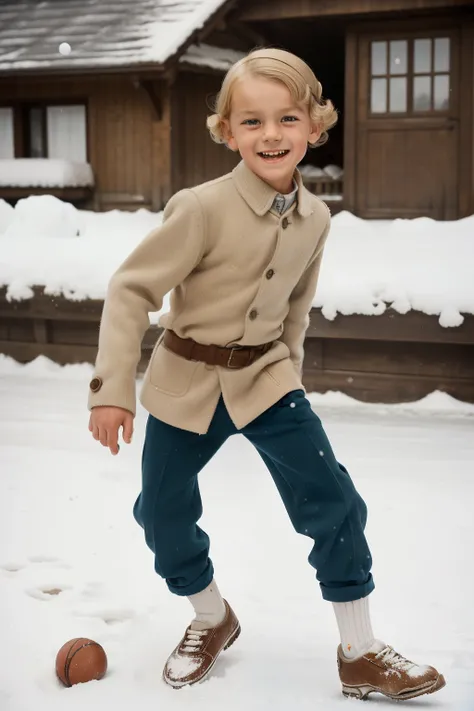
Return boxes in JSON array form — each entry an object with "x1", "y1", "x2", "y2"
[{"x1": 258, "y1": 150, "x2": 290, "y2": 160}]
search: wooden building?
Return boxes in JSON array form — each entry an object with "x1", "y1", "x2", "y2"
[
  {"x1": 0, "y1": 0, "x2": 243, "y2": 212},
  {"x1": 1, "y1": 0, "x2": 473, "y2": 403},
  {"x1": 1, "y1": 0, "x2": 472, "y2": 218},
  {"x1": 238, "y1": 0, "x2": 474, "y2": 220}
]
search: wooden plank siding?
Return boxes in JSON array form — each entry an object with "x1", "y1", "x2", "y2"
[
  {"x1": 1, "y1": 288, "x2": 473, "y2": 404},
  {"x1": 0, "y1": 73, "x2": 170, "y2": 211},
  {"x1": 171, "y1": 73, "x2": 240, "y2": 193},
  {"x1": 240, "y1": 0, "x2": 474, "y2": 21}
]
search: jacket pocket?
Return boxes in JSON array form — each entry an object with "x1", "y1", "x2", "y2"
[
  {"x1": 263, "y1": 364, "x2": 281, "y2": 386},
  {"x1": 148, "y1": 342, "x2": 200, "y2": 397}
]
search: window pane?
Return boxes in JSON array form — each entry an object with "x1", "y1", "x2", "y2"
[
  {"x1": 371, "y1": 41, "x2": 387, "y2": 76},
  {"x1": 29, "y1": 107, "x2": 46, "y2": 158},
  {"x1": 414, "y1": 39, "x2": 431, "y2": 74},
  {"x1": 389, "y1": 77, "x2": 407, "y2": 112},
  {"x1": 434, "y1": 74, "x2": 450, "y2": 110},
  {"x1": 371, "y1": 78, "x2": 387, "y2": 113},
  {"x1": 0, "y1": 107, "x2": 14, "y2": 158},
  {"x1": 413, "y1": 76, "x2": 432, "y2": 111},
  {"x1": 47, "y1": 105, "x2": 87, "y2": 162},
  {"x1": 390, "y1": 40, "x2": 407, "y2": 75},
  {"x1": 435, "y1": 38, "x2": 450, "y2": 73}
]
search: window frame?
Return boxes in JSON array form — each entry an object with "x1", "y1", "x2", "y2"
[
  {"x1": 368, "y1": 30, "x2": 455, "y2": 119},
  {"x1": 0, "y1": 99, "x2": 90, "y2": 161},
  {"x1": 0, "y1": 106, "x2": 16, "y2": 158}
]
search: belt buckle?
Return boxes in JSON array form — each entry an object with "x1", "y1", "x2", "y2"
[{"x1": 227, "y1": 347, "x2": 240, "y2": 369}]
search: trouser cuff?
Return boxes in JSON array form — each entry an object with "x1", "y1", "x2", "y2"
[
  {"x1": 320, "y1": 574, "x2": 375, "y2": 603},
  {"x1": 166, "y1": 561, "x2": 214, "y2": 597}
]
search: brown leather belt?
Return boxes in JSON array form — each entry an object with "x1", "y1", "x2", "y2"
[{"x1": 163, "y1": 330, "x2": 274, "y2": 369}]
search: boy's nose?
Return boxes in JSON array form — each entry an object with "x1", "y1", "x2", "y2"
[{"x1": 263, "y1": 123, "x2": 282, "y2": 142}]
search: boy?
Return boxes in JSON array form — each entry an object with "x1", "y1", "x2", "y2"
[{"x1": 88, "y1": 48, "x2": 445, "y2": 700}]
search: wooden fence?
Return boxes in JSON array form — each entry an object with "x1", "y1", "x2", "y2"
[{"x1": 1, "y1": 286, "x2": 474, "y2": 404}]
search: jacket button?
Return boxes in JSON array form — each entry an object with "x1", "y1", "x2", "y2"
[
  {"x1": 266, "y1": 269, "x2": 275, "y2": 279},
  {"x1": 282, "y1": 217, "x2": 289, "y2": 229},
  {"x1": 89, "y1": 376, "x2": 103, "y2": 393},
  {"x1": 249, "y1": 309, "x2": 258, "y2": 321}
]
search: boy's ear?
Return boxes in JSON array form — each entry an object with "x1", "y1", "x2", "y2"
[
  {"x1": 308, "y1": 123, "x2": 322, "y2": 145},
  {"x1": 223, "y1": 119, "x2": 238, "y2": 151}
]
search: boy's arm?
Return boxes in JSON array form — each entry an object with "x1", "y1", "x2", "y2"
[
  {"x1": 88, "y1": 189, "x2": 205, "y2": 414},
  {"x1": 280, "y1": 217, "x2": 331, "y2": 377}
]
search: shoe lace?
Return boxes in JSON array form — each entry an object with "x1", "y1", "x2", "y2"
[
  {"x1": 375, "y1": 646, "x2": 416, "y2": 673},
  {"x1": 181, "y1": 628, "x2": 208, "y2": 654}
]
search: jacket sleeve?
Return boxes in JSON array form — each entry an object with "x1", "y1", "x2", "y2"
[
  {"x1": 87, "y1": 189, "x2": 205, "y2": 414},
  {"x1": 280, "y1": 215, "x2": 331, "y2": 377}
]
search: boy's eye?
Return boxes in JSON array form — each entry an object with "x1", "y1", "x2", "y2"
[
  {"x1": 242, "y1": 119, "x2": 260, "y2": 126},
  {"x1": 282, "y1": 115, "x2": 298, "y2": 122}
]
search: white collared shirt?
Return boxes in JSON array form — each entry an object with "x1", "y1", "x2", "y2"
[{"x1": 271, "y1": 180, "x2": 298, "y2": 215}]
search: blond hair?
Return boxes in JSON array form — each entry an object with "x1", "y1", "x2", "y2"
[{"x1": 207, "y1": 48, "x2": 338, "y2": 148}]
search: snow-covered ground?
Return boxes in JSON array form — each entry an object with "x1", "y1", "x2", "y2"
[
  {"x1": 1, "y1": 195, "x2": 473, "y2": 327},
  {"x1": 1, "y1": 356, "x2": 473, "y2": 710}
]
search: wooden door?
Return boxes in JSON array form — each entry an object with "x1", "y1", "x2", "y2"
[{"x1": 353, "y1": 28, "x2": 460, "y2": 219}]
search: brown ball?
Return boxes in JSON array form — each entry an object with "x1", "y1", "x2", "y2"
[{"x1": 55, "y1": 638, "x2": 107, "y2": 687}]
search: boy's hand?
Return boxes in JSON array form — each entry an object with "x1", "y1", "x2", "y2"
[{"x1": 88, "y1": 406, "x2": 134, "y2": 456}]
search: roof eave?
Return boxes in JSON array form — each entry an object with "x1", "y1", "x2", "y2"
[
  {"x1": 161, "y1": 0, "x2": 238, "y2": 75},
  {"x1": 0, "y1": 62, "x2": 169, "y2": 80}
]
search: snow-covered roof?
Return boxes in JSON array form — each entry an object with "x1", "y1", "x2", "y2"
[
  {"x1": 0, "y1": 0, "x2": 230, "y2": 74},
  {"x1": 0, "y1": 159, "x2": 94, "y2": 188},
  {"x1": 180, "y1": 43, "x2": 245, "y2": 71}
]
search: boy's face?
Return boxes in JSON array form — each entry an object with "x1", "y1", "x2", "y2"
[{"x1": 224, "y1": 75, "x2": 320, "y2": 194}]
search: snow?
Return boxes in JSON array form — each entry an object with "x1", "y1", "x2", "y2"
[
  {"x1": 58, "y1": 43, "x2": 71, "y2": 56},
  {"x1": 166, "y1": 650, "x2": 202, "y2": 679},
  {"x1": 147, "y1": 1, "x2": 230, "y2": 65},
  {"x1": 316, "y1": 211, "x2": 474, "y2": 326},
  {"x1": 0, "y1": 355, "x2": 473, "y2": 710},
  {"x1": 4, "y1": 196, "x2": 81, "y2": 241},
  {"x1": 180, "y1": 44, "x2": 246, "y2": 71},
  {"x1": 0, "y1": 160, "x2": 94, "y2": 188},
  {"x1": 1, "y1": 195, "x2": 473, "y2": 325},
  {"x1": 299, "y1": 164, "x2": 344, "y2": 180},
  {"x1": 0, "y1": 199, "x2": 14, "y2": 233}
]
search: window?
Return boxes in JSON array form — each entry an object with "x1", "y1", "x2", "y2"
[
  {"x1": 0, "y1": 108, "x2": 14, "y2": 158},
  {"x1": 413, "y1": 38, "x2": 450, "y2": 111},
  {"x1": 25, "y1": 104, "x2": 87, "y2": 161},
  {"x1": 47, "y1": 106, "x2": 87, "y2": 161},
  {"x1": 370, "y1": 37, "x2": 451, "y2": 115}
]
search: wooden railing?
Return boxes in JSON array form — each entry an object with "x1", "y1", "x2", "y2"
[{"x1": 1, "y1": 287, "x2": 473, "y2": 404}]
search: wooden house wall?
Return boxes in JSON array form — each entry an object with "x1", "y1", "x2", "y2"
[
  {"x1": 0, "y1": 74, "x2": 172, "y2": 211},
  {"x1": 171, "y1": 72, "x2": 240, "y2": 193}
]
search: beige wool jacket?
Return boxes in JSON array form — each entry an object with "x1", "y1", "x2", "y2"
[{"x1": 88, "y1": 160, "x2": 331, "y2": 434}]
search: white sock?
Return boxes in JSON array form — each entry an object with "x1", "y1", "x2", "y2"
[
  {"x1": 332, "y1": 596, "x2": 376, "y2": 659},
  {"x1": 188, "y1": 579, "x2": 226, "y2": 631}
]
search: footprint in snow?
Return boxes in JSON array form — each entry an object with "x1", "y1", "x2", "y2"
[
  {"x1": 73, "y1": 607, "x2": 136, "y2": 626},
  {"x1": 1, "y1": 556, "x2": 70, "y2": 573},
  {"x1": 0, "y1": 562, "x2": 24, "y2": 573},
  {"x1": 28, "y1": 555, "x2": 71, "y2": 568},
  {"x1": 26, "y1": 584, "x2": 72, "y2": 601}
]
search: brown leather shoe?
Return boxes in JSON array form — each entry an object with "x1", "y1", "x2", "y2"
[
  {"x1": 163, "y1": 600, "x2": 240, "y2": 688},
  {"x1": 337, "y1": 641, "x2": 446, "y2": 701}
]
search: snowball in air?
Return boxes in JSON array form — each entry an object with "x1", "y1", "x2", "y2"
[{"x1": 59, "y1": 42, "x2": 71, "y2": 56}]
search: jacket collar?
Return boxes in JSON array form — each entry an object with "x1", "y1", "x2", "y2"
[{"x1": 232, "y1": 160, "x2": 314, "y2": 218}]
